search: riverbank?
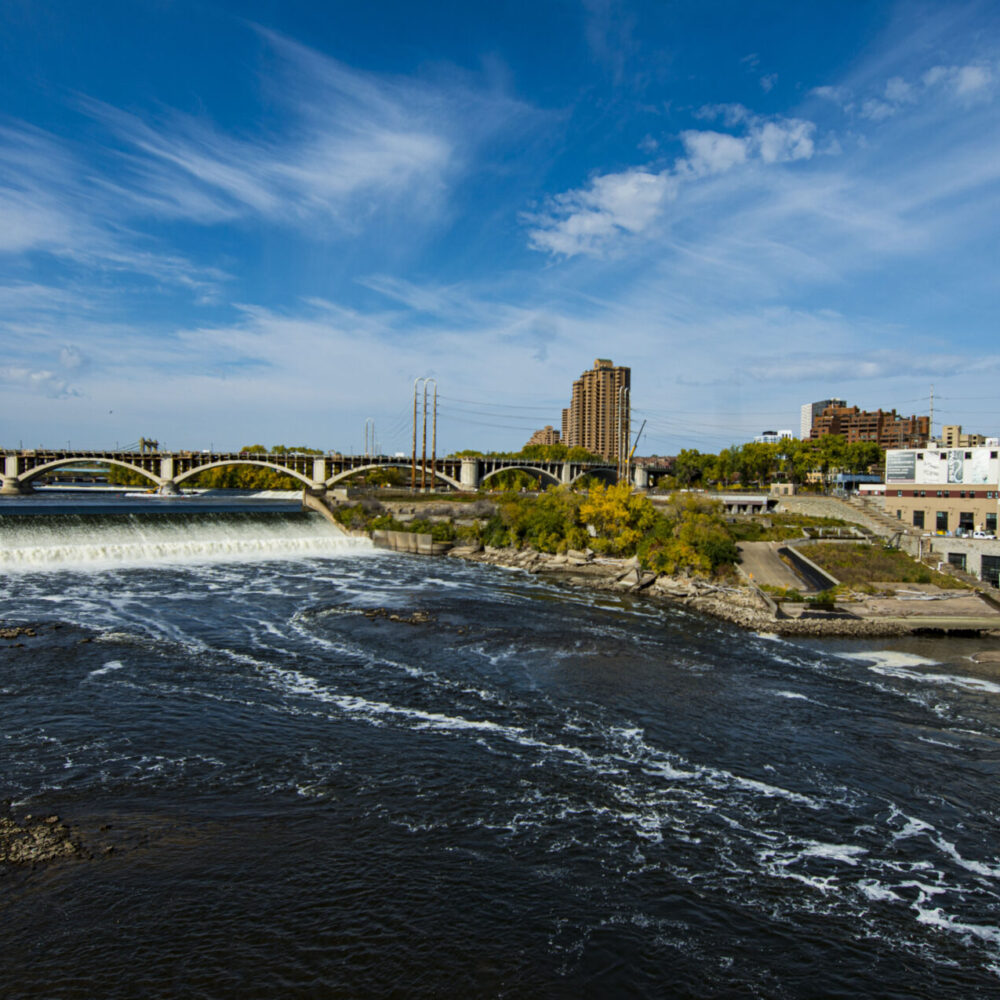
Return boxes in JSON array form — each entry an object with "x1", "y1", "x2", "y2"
[{"x1": 445, "y1": 543, "x2": 1000, "y2": 638}]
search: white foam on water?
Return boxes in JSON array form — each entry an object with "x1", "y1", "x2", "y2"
[
  {"x1": 857, "y1": 878, "x2": 903, "y2": 903},
  {"x1": 932, "y1": 836, "x2": 1000, "y2": 879},
  {"x1": 913, "y1": 906, "x2": 1000, "y2": 947},
  {"x1": 840, "y1": 650, "x2": 940, "y2": 669},
  {"x1": 869, "y1": 664, "x2": 1000, "y2": 696},
  {"x1": 87, "y1": 660, "x2": 125, "y2": 678}
]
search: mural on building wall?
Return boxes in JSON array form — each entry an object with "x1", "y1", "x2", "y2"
[{"x1": 947, "y1": 450, "x2": 965, "y2": 483}]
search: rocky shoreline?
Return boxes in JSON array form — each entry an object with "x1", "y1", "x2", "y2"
[{"x1": 444, "y1": 544, "x2": 979, "y2": 638}]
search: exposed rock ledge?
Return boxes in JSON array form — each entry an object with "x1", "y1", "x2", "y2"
[
  {"x1": 0, "y1": 808, "x2": 85, "y2": 865},
  {"x1": 446, "y1": 544, "x2": 916, "y2": 637}
]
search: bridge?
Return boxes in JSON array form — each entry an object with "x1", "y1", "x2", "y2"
[{"x1": 0, "y1": 449, "x2": 654, "y2": 495}]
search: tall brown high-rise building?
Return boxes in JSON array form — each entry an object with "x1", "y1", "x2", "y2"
[{"x1": 561, "y1": 359, "x2": 631, "y2": 462}]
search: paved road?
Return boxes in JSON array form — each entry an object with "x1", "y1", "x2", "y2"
[{"x1": 737, "y1": 541, "x2": 813, "y2": 591}]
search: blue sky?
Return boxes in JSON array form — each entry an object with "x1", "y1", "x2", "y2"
[{"x1": 1, "y1": 0, "x2": 998, "y2": 455}]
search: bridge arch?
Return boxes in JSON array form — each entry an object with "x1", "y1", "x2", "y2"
[
  {"x1": 569, "y1": 467, "x2": 617, "y2": 486},
  {"x1": 17, "y1": 457, "x2": 162, "y2": 487},
  {"x1": 326, "y1": 463, "x2": 462, "y2": 491},
  {"x1": 173, "y1": 460, "x2": 316, "y2": 488},
  {"x1": 479, "y1": 465, "x2": 562, "y2": 488}
]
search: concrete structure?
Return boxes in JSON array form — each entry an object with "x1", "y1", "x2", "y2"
[
  {"x1": 525, "y1": 425, "x2": 560, "y2": 447},
  {"x1": 884, "y1": 444, "x2": 1000, "y2": 536},
  {"x1": 810, "y1": 404, "x2": 929, "y2": 449},
  {"x1": 939, "y1": 425, "x2": 988, "y2": 448},
  {"x1": 801, "y1": 398, "x2": 846, "y2": 439},
  {"x1": 561, "y1": 359, "x2": 630, "y2": 463},
  {"x1": 0, "y1": 449, "x2": 628, "y2": 496},
  {"x1": 754, "y1": 430, "x2": 794, "y2": 444}
]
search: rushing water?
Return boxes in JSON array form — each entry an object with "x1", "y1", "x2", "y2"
[{"x1": 3, "y1": 504, "x2": 1000, "y2": 998}]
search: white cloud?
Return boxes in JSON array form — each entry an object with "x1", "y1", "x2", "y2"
[
  {"x1": 78, "y1": 30, "x2": 537, "y2": 235},
  {"x1": 860, "y1": 98, "x2": 897, "y2": 121},
  {"x1": 954, "y1": 64, "x2": 993, "y2": 94},
  {"x1": 751, "y1": 119, "x2": 815, "y2": 163},
  {"x1": 760, "y1": 73, "x2": 778, "y2": 93},
  {"x1": 0, "y1": 365, "x2": 78, "y2": 398},
  {"x1": 922, "y1": 63, "x2": 992, "y2": 96},
  {"x1": 528, "y1": 109, "x2": 820, "y2": 257},
  {"x1": 884, "y1": 76, "x2": 914, "y2": 103},
  {"x1": 810, "y1": 85, "x2": 846, "y2": 102},
  {"x1": 59, "y1": 346, "x2": 86, "y2": 370},
  {"x1": 525, "y1": 168, "x2": 676, "y2": 256},
  {"x1": 679, "y1": 130, "x2": 749, "y2": 175}
]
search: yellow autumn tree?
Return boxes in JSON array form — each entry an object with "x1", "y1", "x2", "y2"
[{"x1": 579, "y1": 481, "x2": 658, "y2": 555}]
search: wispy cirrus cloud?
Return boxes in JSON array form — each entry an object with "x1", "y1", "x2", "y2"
[{"x1": 81, "y1": 28, "x2": 540, "y2": 235}]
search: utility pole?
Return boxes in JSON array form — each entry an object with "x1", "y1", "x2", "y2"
[
  {"x1": 929, "y1": 384, "x2": 934, "y2": 444},
  {"x1": 412, "y1": 379, "x2": 420, "y2": 490},
  {"x1": 430, "y1": 382, "x2": 437, "y2": 493},
  {"x1": 421, "y1": 385, "x2": 428, "y2": 491},
  {"x1": 411, "y1": 377, "x2": 437, "y2": 492}
]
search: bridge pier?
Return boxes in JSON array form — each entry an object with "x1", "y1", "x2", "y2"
[
  {"x1": 1, "y1": 476, "x2": 30, "y2": 495},
  {"x1": 156, "y1": 481, "x2": 180, "y2": 495},
  {"x1": 633, "y1": 466, "x2": 649, "y2": 489},
  {"x1": 460, "y1": 458, "x2": 479, "y2": 490}
]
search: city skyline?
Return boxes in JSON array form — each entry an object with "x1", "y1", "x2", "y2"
[{"x1": 2, "y1": 2, "x2": 999, "y2": 455}]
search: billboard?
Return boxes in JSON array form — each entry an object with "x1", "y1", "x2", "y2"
[{"x1": 886, "y1": 450, "x2": 916, "y2": 482}]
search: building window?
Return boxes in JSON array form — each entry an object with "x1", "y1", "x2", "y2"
[
  {"x1": 959, "y1": 512, "x2": 975, "y2": 533},
  {"x1": 948, "y1": 552, "x2": 967, "y2": 571},
  {"x1": 937, "y1": 511, "x2": 949, "y2": 532},
  {"x1": 988, "y1": 514, "x2": 998, "y2": 533},
  {"x1": 944, "y1": 491, "x2": 950, "y2": 498},
  {"x1": 897, "y1": 490, "x2": 902, "y2": 497},
  {"x1": 913, "y1": 510, "x2": 925, "y2": 529},
  {"x1": 920, "y1": 490, "x2": 926, "y2": 497},
  {"x1": 896, "y1": 510, "x2": 902, "y2": 519},
  {"x1": 917, "y1": 453, "x2": 924, "y2": 459},
  {"x1": 936, "y1": 491, "x2": 943, "y2": 497},
  {"x1": 966, "y1": 452, "x2": 973, "y2": 459}
]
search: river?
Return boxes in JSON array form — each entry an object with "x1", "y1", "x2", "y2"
[{"x1": 2, "y1": 497, "x2": 1000, "y2": 997}]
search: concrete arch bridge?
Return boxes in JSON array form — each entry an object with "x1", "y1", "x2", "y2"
[{"x1": 1, "y1": 450, "x2": 640, "y2": 495}]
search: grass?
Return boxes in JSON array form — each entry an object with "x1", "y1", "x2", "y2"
[{"x1": 795, "y1": 542, "x2": 962, "y2": 588}]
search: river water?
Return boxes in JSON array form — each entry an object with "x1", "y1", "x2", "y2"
[{"x1": 2, "y1": 499, "x2": 1000, "y2": 998}]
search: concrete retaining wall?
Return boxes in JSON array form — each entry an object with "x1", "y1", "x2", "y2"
[
  {"x1": 371, "y1": 530, "x2": 452, "y2": 556},
  {"x1": 779, "y1": 543, "x2": 840, "y2": 591}
]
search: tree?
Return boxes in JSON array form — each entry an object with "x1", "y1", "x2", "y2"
[{"x1": 579, "y1": 482, "x2": 658, "y2": 555}]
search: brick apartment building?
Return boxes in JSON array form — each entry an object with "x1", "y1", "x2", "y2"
[
  {"x1": 561, "y1": 359, "x2": 631, "y2": 463},
  {"x1": 810, "y1": 404, "x2": 929, "y2": 449},
  {"x1": 525, "y1": 425, "x2": 560, "y2": 447}
]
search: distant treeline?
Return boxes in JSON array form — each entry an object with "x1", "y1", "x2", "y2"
[{"x1": 664, "y1": 436, "x2": 883, "y2": 489}]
